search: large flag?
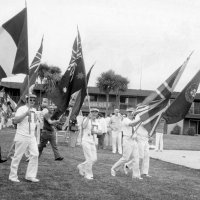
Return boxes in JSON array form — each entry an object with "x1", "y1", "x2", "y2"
[
  {"x1": 142, "y1": 52, "x2": 193, "y2": 105},
  {"x1": 135, "y1": 53, "x2": 192, "y2": 136},
  {"x1": 163, "y1": 70, "x2": 200, "y2": 124},
  {"x1": 69, "y1": 64, "x2": 94, "y2": 122},
  {"x1": 0, "y1": 8, "x2": 29, "y2": 77},
  {"x1": 51, "y1": 28, "x2": 87, "y2": 120},
  {"x1": 17, "y1": 37, "x2": 43, "y2": 106}
]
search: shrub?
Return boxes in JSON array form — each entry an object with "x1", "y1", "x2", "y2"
[
  {"x1": 187, "y1": 127, "x2": 196, "y2": 136},
  {"x1": 171, "y1": 125, "x2": 181, "y2": 135}
]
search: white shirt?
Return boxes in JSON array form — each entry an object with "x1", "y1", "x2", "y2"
[
  {"x1": 135, "y1": 115, "x2": 149, "y2": 142},
  {"x1": 14, "y1": 105, "x2": 37, "y2": 139},
  {"x1": 122, "y1": 117, "x2": 135, "y2": 137},
  {"x1": 110, "y1": 114, "x2": 122, "y2": 131},
  {"x1": 82, "y1": 118, "x2": 101, "y2": 144},
  {"x1": 105, "y1": 117, "x2": 111, "y2": 127},
  {"x1": 98, "y1": 117, "x2": 107, "y2": 133}
]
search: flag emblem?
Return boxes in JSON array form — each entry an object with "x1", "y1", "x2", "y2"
[{"x1": 185, "y1": 83, "x2": 198, "y2": 103}]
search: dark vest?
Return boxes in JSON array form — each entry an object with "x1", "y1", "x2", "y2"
[{"x1": 43, "y1": 110, "x2": 54, "y2": 132}]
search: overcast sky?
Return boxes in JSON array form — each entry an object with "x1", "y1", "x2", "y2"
[{"x1": 1, "y1": 0, "x2": 200, "y2": 92}]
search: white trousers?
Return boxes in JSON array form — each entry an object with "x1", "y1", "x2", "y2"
[
  {"x1": 76, "y1": 129, "x2": 82, "y2": 145},
  {"x1": 104, "y1": 131, "x2": 112, "y2": 147},
  {"x1": 36, "y1": 123, "x2": 41, "y2": 145},
  {"x1": 137, "y1": 139, "x2": 149, "y2": 175},
  {"x1": 155, "y1": 132, "x2": 163, "y2": 151},
  {"x1": 112, "y1": 137, "x2": 140, "y2": 178},
  {"x1": 78, "y1": 140, "x2": 97, "y2": 178},
  {"x1": 111, "y1": 130, "x2": 122, "y2": 154},
  {"x1": 9, "y1": 136, "x2": 39, "y2": 180}
]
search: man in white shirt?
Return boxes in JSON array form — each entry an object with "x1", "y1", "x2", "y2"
[
  {"x1": 9, "y1": 94, "x2": 39, "y2": 183},
  {"x1": 111, "y1": 108, "x2": 141, "y2": 179},
  {"x1": 109, "y1": 109, "x2": 122, "y2": 154},
  {"x1": 77, "y1": 108, "x2": 102, "y2": 180},
  {"x1": 104, "y1": 114, "x2": 112, "y2": 149},
  {"x1": 97, "y1": 113, "x2": 107, "y2": 149}
]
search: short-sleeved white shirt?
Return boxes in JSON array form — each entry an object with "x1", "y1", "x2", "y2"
[
  {"x1": 82, "y1": 118, "x2": 101, "y2": 144},
  {"x1": 135, "y1": 115, "x2": 149, "y2": 141},
  {"x1": 122, "y1": 117, "x2": 135, "y2": 137},
  {"x1": 14, "y1": 105, "x2": 37, "y2": 139}
]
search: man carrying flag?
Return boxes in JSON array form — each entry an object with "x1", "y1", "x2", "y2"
[
  {"x1": 124, "y1": 53, "x2": 192, "y2": 178},
  {"x1": 0, "y1": 7, "x2": 40, "y2": 183},
  {"x1": 65, "y1": 64, "x2": 94, "y2": 147}
]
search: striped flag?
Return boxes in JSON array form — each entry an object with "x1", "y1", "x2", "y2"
[
  {"x1": 17, "y1": 37, "x2": 43, "y2": 105},
  {"x1": 136, "y1": 53, "x2": 192, "y2": 136},
  {"x1": 163, "y1": 70, "x2": 200, "y2": 124},
  {"x1": 142, "y1": 52, "x2": 193, "y2": 105},
  {"x1": 0, "y1": 8, "x2": 29, "y2": 77},
  {"x1": 69, "y1": 63, "x2": 94, "y2": 122}
]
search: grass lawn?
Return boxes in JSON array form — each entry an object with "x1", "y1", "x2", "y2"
[
  {"x1": 1, "y1": 128, "x2": 200, "y2": 200},
  {"x1": 159, "y1": 134, "x2": 200, "y2": 151}
]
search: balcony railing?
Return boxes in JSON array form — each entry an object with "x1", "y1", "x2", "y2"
[
  {"x1": 189, "y1": 107, "x2": 200, "y2": 115},
  {"x1": 83, "y1": 101, "x2": 135, "y2": 111}
]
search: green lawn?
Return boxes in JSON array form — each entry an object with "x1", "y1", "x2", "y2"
[
  {"x1": 159, "y1": 134, "x2": 200, "y2": 151},
  {"x1": 0, "y1": 128, "x2": 200, "y2": 200}
]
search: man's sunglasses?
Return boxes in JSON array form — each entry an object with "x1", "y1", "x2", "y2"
[{"x1": 29, "y1": 99, "x2": 36, "y2": 102}]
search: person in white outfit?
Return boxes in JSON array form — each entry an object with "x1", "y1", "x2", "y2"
[
  {"x1": 76, "y1": 111, "x2": 84, "y2": 146},
  {"x1": 124, "y1": 114, "x2": 151, "y2": 178},
  {"x1": 109, "y1": 109, "x2": 122, "y2": 154},
  {"x1": 104, "y1": 114, "x2": 112, "y2": 149},
  {"x1": 111, "y1": 108, "x2": 141, "y2": 179},
  {"x1": 155, "y1": 117, "x2": 166, "y2": 152},
  {"x1": 77, "y1": 108, "x2": 102, "y2": 180},
  {"x1": 97, "y1": 113, "x2": 107, "y2": 149},
  {"x1": 9, "y1": 94, "x2": 39, "y2": 183},
  {"x1": 134, "y1": 114, "x2": 151, "y2": 178}
]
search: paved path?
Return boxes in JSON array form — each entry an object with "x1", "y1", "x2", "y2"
[{"x1": 150, "y1": 150, "x2": 200, "y2": 169}]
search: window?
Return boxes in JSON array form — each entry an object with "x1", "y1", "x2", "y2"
[
  {"x1": 120, "y1": 96, "x2": 127, "y2": 104},
  {"x1": 194, "y1": 102, "x2": 200, "y2": 114},
  {"x1": 89, "y1": 95, "x2": 97, "y2": 102}
]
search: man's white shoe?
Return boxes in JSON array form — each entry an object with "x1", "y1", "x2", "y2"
[
  {"x1": 85, "y1": 175, "x2": 93, "y2": 180},
  {"x1": 133, "y1": 176, "x2": 143, "y2": 180},
  {"x1": 123, "y1": 164, "x2": 129, "y2": 175},
  {"x1": 25, "y1": 177, "x2": 40, "y2": 182},
  {"x1": 111, "y1": 169, "x2": 116, "y2": 177},
  {"x1": 142, "y1": 174, "x2": 152, "y2": 178},
  {"x1": 9, "y1": 178, "x2": 20, "y2": 182},
  {"x1": 77, "y1": 165, "x2": 84, "y2": 176}
]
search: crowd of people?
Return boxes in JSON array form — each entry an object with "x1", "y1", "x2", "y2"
[{"x1": 0, "y1": 94, "x2": 166, "y2": 182}]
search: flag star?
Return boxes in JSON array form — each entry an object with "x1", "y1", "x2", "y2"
[
  {"x1": 77, "y1": 72, "x2": 84, "y2": 79},
  {"x1": 63, "y1": 87, "x2": 67, "y2": 93}
]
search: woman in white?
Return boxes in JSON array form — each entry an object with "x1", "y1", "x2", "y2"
[
  {"x1": 111, "y1": 108, "x2": 141, "y2": 179},
  {"x1": 77, "y1": 108, "x2": 102, "y2": 180},
  {"x1": 155, "y1": 117, "x2": 166, "y2": 152},
  {"x1": 109, "y1": 109, "x2": 122, "y2": 154},
  {"x1": 76, "y1": 111, "x2": 84, "y2": 146},
  {"x1": 125, "y1": 114, "x2": 151, "y2": 178}
]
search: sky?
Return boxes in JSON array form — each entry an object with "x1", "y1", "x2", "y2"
[{"x1": 0, "y1": 0, "x2": 200, "y2": 92}]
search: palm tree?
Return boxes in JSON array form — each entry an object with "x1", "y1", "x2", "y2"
[
  {"x1": 96, "y1": 70, "x2": 116, "y2": 116},
  {"x1": 113, "y1": 75, "x2": 129, "y2": 109},
  {"x1": 37, "y1": 63, "x2": 62, "y2": 104}
]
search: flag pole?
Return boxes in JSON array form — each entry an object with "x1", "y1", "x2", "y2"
[
  {"x1": 86, "y1": 88, "x2": 91, "y2": 113},
  {"x1": 25, "y1": 1, "x2": 30, "y2": 134}
]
